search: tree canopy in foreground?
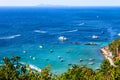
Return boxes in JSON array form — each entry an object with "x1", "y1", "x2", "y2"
[{"x1": 0, "y1": 56, "x2": 120, "y2": 80}]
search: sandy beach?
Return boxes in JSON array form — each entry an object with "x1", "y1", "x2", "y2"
[{"x1": 100, "y1": 46, "x2": 116, "y2": 66}]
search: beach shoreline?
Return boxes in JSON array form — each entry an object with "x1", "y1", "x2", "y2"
[{"x1": 100, "y1": 46, "x2": 116, "y2": 66}]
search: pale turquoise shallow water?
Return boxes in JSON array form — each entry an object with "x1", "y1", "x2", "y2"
[{"x1": 0, "y1": 41, "x2": 109, "y2": 73}]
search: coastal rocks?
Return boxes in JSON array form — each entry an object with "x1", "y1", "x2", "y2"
[
  {"x1": 100, "y1": 47, "x2": 116, "y2": 66},
  {"x1": 70, "y1": 42, "x2": 80, "y2": 45},
  {"x1": 85, "y1": 42, "x2": 97, "y2": 46},
  {"x1": 51, "y1": 42, "x2": 58, "y2": 44}
]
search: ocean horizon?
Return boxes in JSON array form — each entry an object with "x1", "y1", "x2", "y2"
[{"x1": 0, "y1": 7, "x2": 120, "y2": 73}]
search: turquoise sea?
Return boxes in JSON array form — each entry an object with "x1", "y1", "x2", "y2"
[{"x1": 0, "y1": 7, "x2": 120, "y2": 73}]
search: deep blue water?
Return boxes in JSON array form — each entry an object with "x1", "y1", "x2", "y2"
[{"x1": 0, "y1": 7, "x2": 120, "y2": 73}]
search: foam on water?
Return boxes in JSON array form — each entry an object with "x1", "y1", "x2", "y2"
[
  {"x1": 34, "y1": 30, "x2": 47, "y2": 33},
  {"x1": 77, "y1": 23, "x2": 85, "y2": 26},
  {"x1": 59, "y1": 29, "x2": 78, "y2": 34},
  {"x1": 28, "y1": 64, "x2": 41, "y2": 72},
  {"x1": 0, "y1": 34, "x2": 21, "y2": 40},
  {"x1": 20, "y1": 62, "x2": 41, "y2": 72}
]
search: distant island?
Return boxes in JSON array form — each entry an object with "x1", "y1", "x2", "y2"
[{"x1": 36, "y1": 4, "x2": 70, "y2": 7}]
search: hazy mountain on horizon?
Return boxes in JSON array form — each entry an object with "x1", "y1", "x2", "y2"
[{"x1": 36, "y1": 4, "x2": 71, "y2": 7}]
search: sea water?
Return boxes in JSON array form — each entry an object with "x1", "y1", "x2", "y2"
[{"x1": 0, "y1": 7, "x2": 120, "y2": 73}]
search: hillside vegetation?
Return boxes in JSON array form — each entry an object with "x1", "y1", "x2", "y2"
[{"x1": 109, "y1": 39, "x2": 120, "y2": 57}]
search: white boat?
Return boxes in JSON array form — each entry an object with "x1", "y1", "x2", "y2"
[
  {"x1": 39, "y1": 45, "x2": 43, "y2": 48},
  {"x1": 58, "y1": 36, "x2": 68, "y2": 41},
  {"x1": 92, "y1": 35, "x2": 99, "y2": 39},
  {"x1": 80, "y1": 59, "x2": 83, "y2": 62},
  {"x1": 89, "y1": 62, "x2": 94, "y2": 65},
  {"x1": 89, "y1": 58, "x2": 95, "y2": 61},
  {"x1": 32, "y1": 57, "x2": 36, "y2": 60},
  {"x1": 50, "y1": 49, "x2": 54, "y2": 53},
  {"x1": 58, "y1": 56, "x2": 62, "y2": 59},
  {"x1": 118, "y1": 33, "x2": 120, "y2": 36},
  {"x1": 95, "y1": 67, "x2": 100, "y2": 70},
  {"x1": 23, "y1": 50, "x2": 26, "y2": 53},
  {"x1": 60, "y1": 59, "x2": 64, "y2": 62}
]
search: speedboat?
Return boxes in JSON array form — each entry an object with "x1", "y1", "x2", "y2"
[
  {"x1": 58, "y1": 36, "x2": 68, "y2": 41},
  {"x1": 118, "y1": 33, "x2": 120, "y2": 36},
  {"x1": 80, "y1": 59, "x2": 83, "y2": 62},
  {"x1": 92, "y1": 35, "x2": 99, "y2": 39},
  {"x1": 89, "y1": 62, "x2": 94, "y2": 65},
  {"x1": 89, "y1": 58, "x2": 95, "y2": 61}
]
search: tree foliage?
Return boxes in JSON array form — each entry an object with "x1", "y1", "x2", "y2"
[
  {"x1": 109, "y1": 38, "x2": 120, "y2": 56},
  {"x1": 1, "y1": 56, "x2": 120, "y2": 80}
]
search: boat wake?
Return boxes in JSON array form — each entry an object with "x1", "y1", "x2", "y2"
[
  {"x1": 34, "y1": 30, "x2": 47, "y2": 33},
  {"x1": 0, "y1": 34, "x2": 21, "y2": 40},
  {"x1": 77, "y1": 23, "x2": 85, "y2": 26},
  {"x1": 59, "y1": 29, "x2": 78, "y2": 34}
]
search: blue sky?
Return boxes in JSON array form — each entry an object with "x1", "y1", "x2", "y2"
[{"x1": 0, "y1": 0, "x2": 120, "y2": 6}]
